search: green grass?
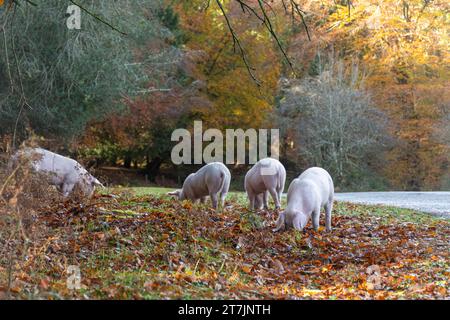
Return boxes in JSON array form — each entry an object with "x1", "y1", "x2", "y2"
[
  {"x1": 125, "y1": 187, "x2": 248, "y2": 199},
  {"x1": 122, "y1": 187, "x2": 441, "y2": 224}
]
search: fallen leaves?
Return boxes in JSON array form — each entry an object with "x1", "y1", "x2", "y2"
[{"x1": 0, "y1": 191, "x2": 449, "y2": 300}]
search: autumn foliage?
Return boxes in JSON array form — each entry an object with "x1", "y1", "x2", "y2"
[
  {"x1": 286, "y1": 0, "x2": 449, "y2": 190},
  {"x1": 77, "y1": 0, "x2": 449, "y2": 190}
]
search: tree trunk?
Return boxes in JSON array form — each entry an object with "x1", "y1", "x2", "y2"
[
  {"x1": 146, "y1": 156, "x2": 163, "y2": 181},
  {"x1": 124, "y1": 156, "x2": 132, "y2": 169}
]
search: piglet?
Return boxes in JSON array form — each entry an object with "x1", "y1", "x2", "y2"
[
  {"x1": 274, "y1": 167, "x2": 334, "y2": 232},
  {"x1": 245, "y1": 158, "x2": 286, "y2": 210},
  {"x1": 168, "y1": 162, "x2": 231, "y2": 210}
]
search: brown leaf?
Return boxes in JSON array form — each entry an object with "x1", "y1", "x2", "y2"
[{"x1": 270, "y1": 259, "x2": 285, "y2": 274}]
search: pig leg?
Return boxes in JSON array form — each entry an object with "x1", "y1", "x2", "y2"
[
  {"x1": 268, "y1": 188, "x2": 280, "y2": 209},
  {"x1": 210, "y1": 193, "x2": 218, "y2": 210},
  {"x1": 61, "y1": 183, "x2": 75, "y2": 198},
  {"x1": 278, "y1": 173, "x2": 286, "y2": 204},
  {"x1": 263, "y1": 191, "x2": 269, "y2": 210},
  {"x1": 278, "y1": 190, "x2": 283, "y2": 207},
  {"x1": 325, "y1": 201, "x2": 333, "y2": 232},
  {"x1": 220, "y1": 175, "x2": 230, "y2": 208},
  {"x1": 273, "y1": 211, "x2": 285, "y2": 232},
  {"x1": 250, "y1": 196, "x2": 256, "y2": 210},
  {"x1": 312, "y1": 207, "x2": 321, "y2": 231},
  {"x1": 219, "y1": 195, "x2": 226, "y2": 208},
  {"x1": 247, "y1": 189, "x2": 256, "y2": 210}
]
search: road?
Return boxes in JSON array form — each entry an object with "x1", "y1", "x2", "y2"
[{"x1": 334, "y1": 192, "x2": 450, "y2": 218}]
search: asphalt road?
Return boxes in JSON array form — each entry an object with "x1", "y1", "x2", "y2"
[{"x1": 335, "y1": 192, "x2": 450, "y2": 218}]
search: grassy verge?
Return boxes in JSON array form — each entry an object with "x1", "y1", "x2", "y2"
[{"x1": 1, "y1": 187, "x2": 448, "y2": 299}]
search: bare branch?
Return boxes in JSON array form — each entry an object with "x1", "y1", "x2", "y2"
[
  {"x1": 257, "y1": 0, "x2": 294, "y2": 72},
  {"x1": 215, "y1": 0, "x2": 261, "y2": 86}
]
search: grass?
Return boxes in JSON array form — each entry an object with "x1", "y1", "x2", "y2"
[
  {"x1": 115, "y1": 187, "x2": 440, "y2": 224},
  {"x1": 1, "y1": 187, "x2": 448, "y2": 300},
  {"x1": 121, "y1": 187, "x2": 248, "y2": 200}
]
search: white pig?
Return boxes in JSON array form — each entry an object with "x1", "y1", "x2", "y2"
[
  {"x1": 274, "y1": 167, "x2": 334, "y2": 232},
  {"x1": 12, "y1": 147, "x2": 103, "y2": 198},
  {"x1": 168, "y1": 162, "x2": 231, "y2": 210},
  {"x1": 245, "y1": 158, "x2": 286, "y2": 210}
]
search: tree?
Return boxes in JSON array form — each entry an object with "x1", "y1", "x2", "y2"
[
  {"x1": 79, "y1": 3, "x2": 206, "y2": 179},
  {"x1": 278, "y1": 56, "x2": 390, "y2": 189},
  {"x1": 282, "y1": 0, "x2": 449, "y2": 190},
  {"x1": 174, "y1": 0, "x2": 281, "y2": 130},
  {"x1": 0, "y1": 0, "x2": 172, "y2": 145},
  {"x1": 324, "y1": 0, "x2": 449, "y2": 190}
]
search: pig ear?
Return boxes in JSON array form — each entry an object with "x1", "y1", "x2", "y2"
[
  {"x1": 167, "y1": 190, "x2": 180, "y2": 197},
  {"x1": 273, "y1": 211, "x2": 286, "y2": 233},
  {"x1": 91, "y1": 178, "x2": 104, "y2": 188}
]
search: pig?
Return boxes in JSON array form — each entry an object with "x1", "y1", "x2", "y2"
[
  {"x1": 167, "y1": 162, "x2": 231, "y2": 210},
  {"x1": 11, "y1": 147, "x2": 103, "y2": 198},
  {"x1": 273, "y1": 167, "x2": 334, "y2": 232},
  {"x1": 254, "y1": 192, "x2": 267, "y2": 210},
  {"x1": 244, "y1": 158, "x2": 286, "y2": 210}
]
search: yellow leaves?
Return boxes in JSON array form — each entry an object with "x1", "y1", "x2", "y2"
[
  {"x1": 430, "y1": 255, "x2": 439, "y2": 261},
  {"x1": 228, "y1": 271, "x2": 240, "y2": 284},
  {"x1": 301, "y1": 288, "x2": 324, "y2": 297},
  {"x1": 174, "y1": 271, "x2": 194, "y2": 283},
  {"x1": 404, "y1": 274, "x2": 417, "y2": 281},
  {"x1": 326, "y1": 0, "x2": 448, "y2": 83},
  {"x1": 436, "y1": 286, "x2": 447, "y2": 296},
  {"x1": 175, "y1": 0, "x2": 280, "y2": 131},
  {"x1": 321, "y1": 265, "x2": 332, "y2": 274},
  {"x1": 0, "y1": 0, "x2": 4, "y2": 7}
]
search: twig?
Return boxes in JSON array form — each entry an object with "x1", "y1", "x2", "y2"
[
  {"x1": 257, "y1": 0, "x2": 295, "y2": 73},
  {"x1": 289, "y1": 0, "x2": 311, "y2": 41},
  {"x1": 215, "y1": 0, "x2": 261, "y2": 86},
  {"x1": 0, "y1": 163, "x2": 21, "y2": 204},
  {"x1": 69, "y1": 0, "x2": 127, "y2": 36}
]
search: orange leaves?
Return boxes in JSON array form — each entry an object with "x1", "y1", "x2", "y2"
[
  {"x1": 162, "y1": 233, "x2": 170, "y2": 240},
  {"x1": 3, "y1": 192, "x2": 449, "y2": 300},
  {"x1": 174, "y1": 271, "x2": 195, "y2": 283},
  {"x1": 39, "y1": 278, "x2": 50, "y2": 290},
  {"x1": 241, "y1": 264, "x2": 253, "y2": 274},
  {"x1": 404, "y1": 274, "x2": 417, "y2": 281},
  {"x1": 181, "y1": 201, "x2": 193, "y2": 210}
]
